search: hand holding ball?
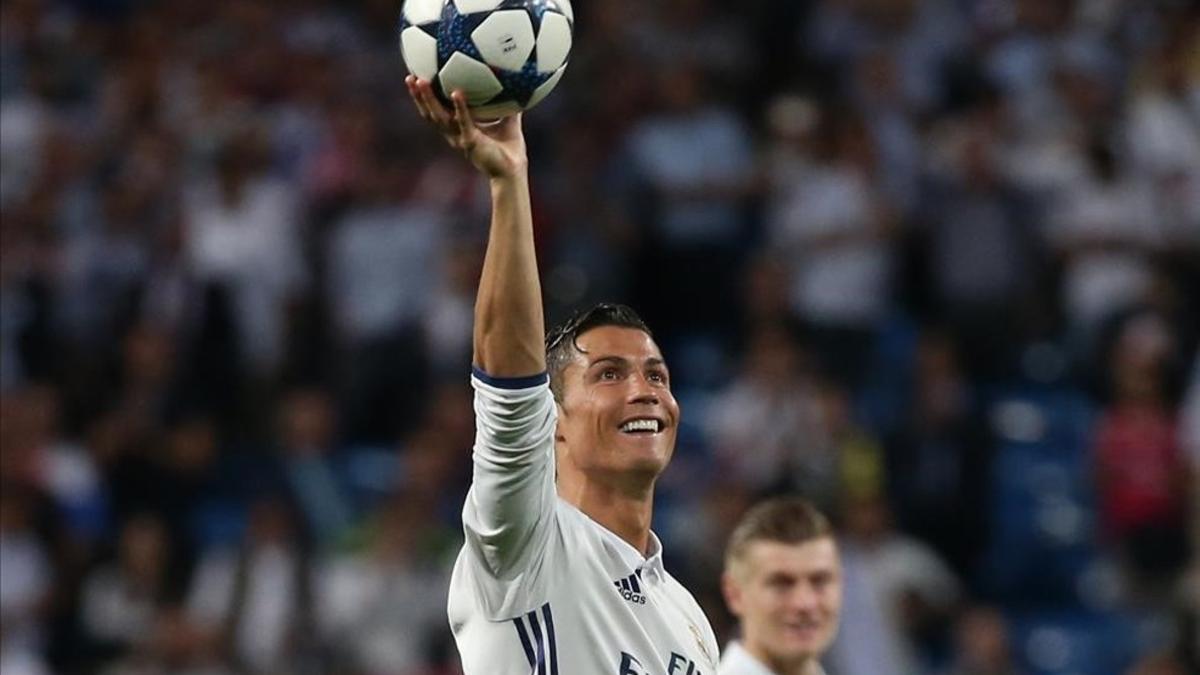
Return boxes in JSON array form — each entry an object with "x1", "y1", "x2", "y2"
[{"x1": 400, "y1": 0, "x2": 574, "y2": 120}]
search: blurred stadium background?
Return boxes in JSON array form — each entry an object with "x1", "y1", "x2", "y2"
[{"x1": 1, "y1": 0, "x2": 1198, "y2": 673}]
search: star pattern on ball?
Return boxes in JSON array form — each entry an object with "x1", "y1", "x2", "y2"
[{"x1": 401, "y1": 0, "x2": 572, "y2": 114}]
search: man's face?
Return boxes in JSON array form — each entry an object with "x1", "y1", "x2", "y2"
[
  {"x1": 555, "y1": 326, "x2": 680, "y2": 480},
  {"x1": 724, "y1": 538, "x2": 843, "y2": 667}
]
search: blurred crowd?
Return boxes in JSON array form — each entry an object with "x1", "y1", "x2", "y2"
[{"x1": 1, "y1": 0, "x2": 1198, "y2": 673}]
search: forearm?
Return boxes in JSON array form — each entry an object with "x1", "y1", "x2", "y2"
[{"x1": 473, "y1": 169, "x2": 545, "y2": 377}]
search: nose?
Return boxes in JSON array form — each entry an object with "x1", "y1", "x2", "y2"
[{"x1": 789, "y1": 583, "x2": 820, "y2": 613}]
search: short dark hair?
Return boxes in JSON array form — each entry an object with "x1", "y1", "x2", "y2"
[
  {"x1": 545, "y1": 303, "x2": 652, "y2": 402},
  {"x1": 725, "y1": 497, "x2": 833, "y2": 572}
]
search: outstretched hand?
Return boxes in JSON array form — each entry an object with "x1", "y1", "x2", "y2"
[{"x1": 406, "y1": 76, "x2": 527, "y2": 179}]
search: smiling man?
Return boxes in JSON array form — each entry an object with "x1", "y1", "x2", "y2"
[
  {"x1": 720, "y1": 498, "x2": 842, "y2": 675},
  {"x1": 405, "y1": 77, "x2": 718, "y2": 674}
]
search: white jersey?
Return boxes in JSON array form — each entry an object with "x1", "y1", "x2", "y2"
[
  {"x1": 448, "y1": 371, "x2": 720, "y2": 675},
  {"x1": 717, "y1": 641, "x2": 827, "y2": 675}
]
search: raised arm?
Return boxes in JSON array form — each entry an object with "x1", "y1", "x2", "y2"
[
  {"x1": 406, "y1": 77, "x2": 544, "y2": 377},
  {"x1": 407, "y1": 78, "x2": 556, "y2": 593}
]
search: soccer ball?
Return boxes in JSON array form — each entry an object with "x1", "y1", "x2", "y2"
[{"x1": 400, "y1": 0, "x2": 574, "y2": 120}]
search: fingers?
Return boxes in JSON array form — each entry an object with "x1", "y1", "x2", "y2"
[
  {"x1": 406, "y1": 76, "x2": 453, "y2": 128},
  {"x1": 449, "y1": 91, "x2": 484, "y2": 160},
  {"x1": 406, "y1": 79, "x2": 488, "y2": 160},
  {"x1": 451, "y1": 89, "x2": 472, "y2": 136},
  {"x1": 405, "y1": 75, "x2": 428, "y2": 118}
]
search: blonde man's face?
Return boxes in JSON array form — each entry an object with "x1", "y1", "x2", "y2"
[{"x1": 723, "y1": 538, "x2": 843, "y2": 666}]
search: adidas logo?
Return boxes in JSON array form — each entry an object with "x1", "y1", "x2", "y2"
[{"x1": 613, "y1": 570, "x2": 647, "y2": 605}]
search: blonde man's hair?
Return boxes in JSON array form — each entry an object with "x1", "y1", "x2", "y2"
[{"x1": 724, "y1": 497, "x2": 833, "y2": 576}]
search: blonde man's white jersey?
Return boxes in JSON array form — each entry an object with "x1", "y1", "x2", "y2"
[
  {"x1": 717, "y1": 641, "x2": 828, "y2": 675},
  {"x1": 448, "y1": 371, "x2": 720, "y2": 675}
]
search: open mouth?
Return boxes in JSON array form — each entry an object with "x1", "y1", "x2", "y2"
[
  {"x1": 783, "y1": 621, "x2": 824, "y2": 637},
  {"x1": 619, "y1": 417, "x2": 664, "y2": 434}
]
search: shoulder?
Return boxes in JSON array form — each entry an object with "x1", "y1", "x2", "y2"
[
  {"x1": 717, "y1": 641, "x2": 767, "y2": 675},
  {"x1": 662, "y1": 570, "x2": 720, "y2": 644}
]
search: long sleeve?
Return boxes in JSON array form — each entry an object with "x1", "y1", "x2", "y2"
[{"x1": 462, "y1": 369, "x2": 558, "y2": 581}]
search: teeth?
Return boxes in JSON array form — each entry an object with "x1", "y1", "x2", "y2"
[{"x1": 621, "y1": 419, "x2": 659, "y2": 433}]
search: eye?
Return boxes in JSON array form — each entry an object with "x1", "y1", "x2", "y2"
[
  {"x1": 600, "y1": 368, "x2": 620, "y2": 380},
  {"x1": 647, "y1": 369, "x2": 667, "y2": 384}
]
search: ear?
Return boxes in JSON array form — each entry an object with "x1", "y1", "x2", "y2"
[
  {"x1": 554, "y1": 402, "x2": 567, "y2": 444},
  {"x1": 721, "y1": 571, "x2": 744, "y2": 618}
]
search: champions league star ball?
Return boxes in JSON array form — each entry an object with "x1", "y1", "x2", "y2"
[{"x1": 400, "y1": 0, "x2": 574, "y2": 120}]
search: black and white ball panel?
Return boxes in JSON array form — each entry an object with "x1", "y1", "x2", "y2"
[{"x1": 399, "y1": 0, "x2": 573, "y2": 117}]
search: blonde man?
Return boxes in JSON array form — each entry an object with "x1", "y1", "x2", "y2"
[{"x1": 721, "y1": 498, "x2": 843, "y2": 675}]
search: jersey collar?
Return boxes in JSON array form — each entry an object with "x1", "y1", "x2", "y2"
[{"x1": 640, "y1": 530, "x2": 667, "y2": 582}]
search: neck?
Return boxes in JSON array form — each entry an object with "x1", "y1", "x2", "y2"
[
  {"x1": 559, "y1": 472, "x2": 655, "y2": 555},
  {"x1": 743, "y1": 640, "x2": 821, "y2": 675}
]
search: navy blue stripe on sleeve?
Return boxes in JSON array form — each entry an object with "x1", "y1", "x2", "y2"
[
  {"x1": 527, "y1": 608, "x2": 547, "y2": 675},
  {"x1": 513, "y1": 616, "x2": 536, "y2": 668},
  {"x1": 471, "y1": 366, "x2": 549, "y2": 390},
  {"x1": 542, "y1": 603, "x2": 559, "y2": 675}
]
